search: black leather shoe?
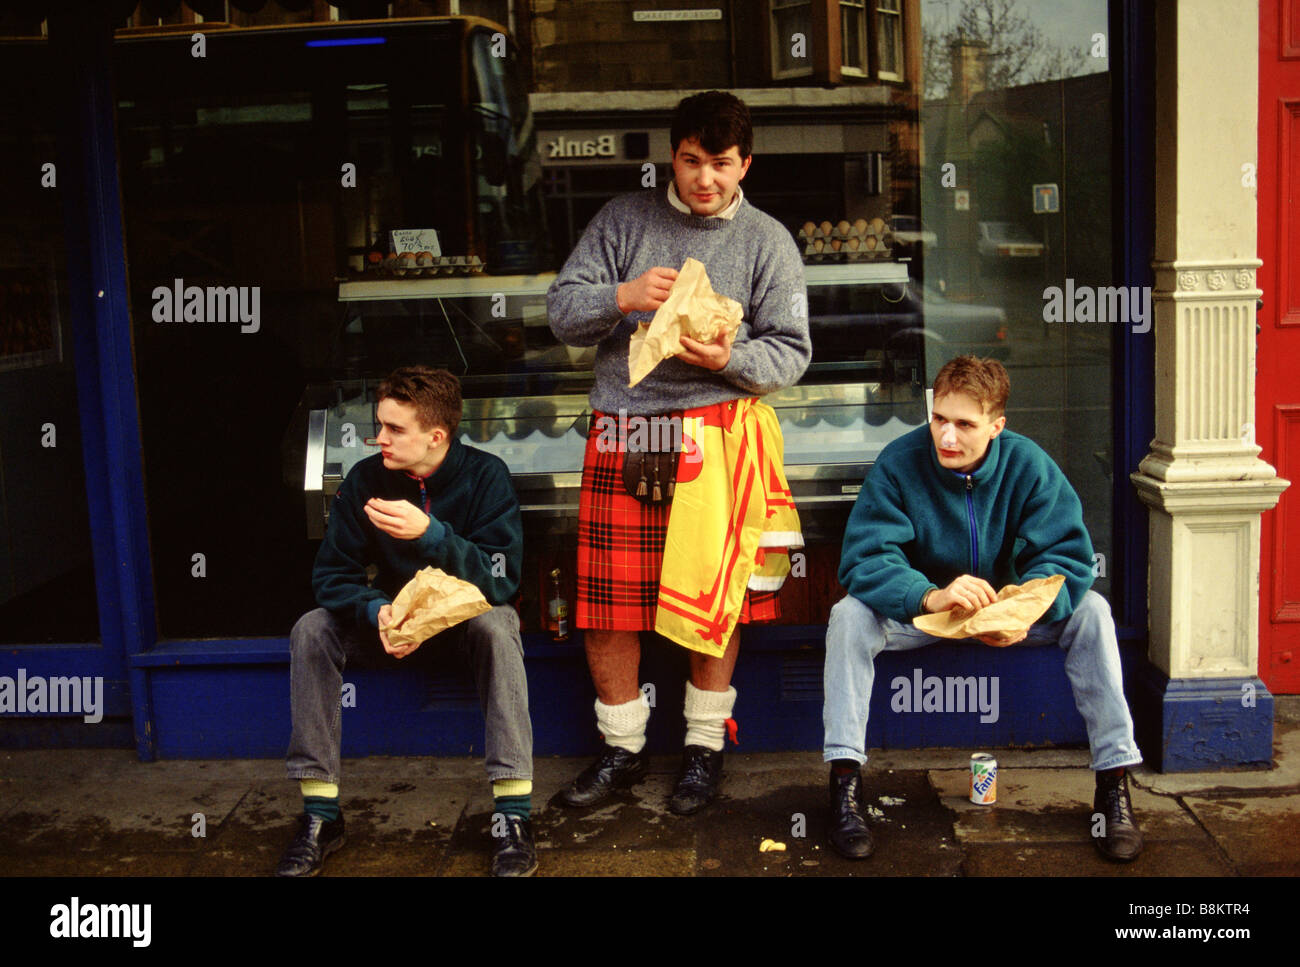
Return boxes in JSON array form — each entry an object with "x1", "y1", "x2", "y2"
[
  {"x1": 560, "y1": 745, "x2": 647, "y2": 807},
  {"x1": 491, "y1": 815, "x2": 538, "y2": 877},
  {"x1": 1093, "y1": 769, "x2": 1144, "y2": 862},
  {"x1": 828, "y1": 769, "x2": 875, "y2": 859},
  {"x1": 275, "y1": 812, "x2": 345, "y2": 877},
  {"x1": 669, "y1": 745, "x2": 724, "y2": 815}
]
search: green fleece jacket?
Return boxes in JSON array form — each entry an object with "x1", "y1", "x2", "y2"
[
  {"x1": 839, "y1": 425, "x2": 1095, "y2": 625},
  {"x1": 313, "y1": 438, "x2": 522, "y2": 628}
]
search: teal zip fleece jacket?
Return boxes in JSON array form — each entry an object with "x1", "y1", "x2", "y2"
[
  {"x1": 839, "y1": 425, "x2": 1095, "y2": 625},
  {"x1": 312, "y1": 438, "x2": 523, "y2": 629}
]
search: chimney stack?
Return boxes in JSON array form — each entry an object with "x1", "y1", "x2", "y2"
[{"x1": 949, "y1": 28, "x2": 989, "y2": 102}]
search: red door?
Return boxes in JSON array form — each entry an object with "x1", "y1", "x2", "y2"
[{"x1": 1259, "y1": 0, "x2": 1300, "y2": 693}]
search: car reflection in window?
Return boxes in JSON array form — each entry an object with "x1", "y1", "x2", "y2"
[
  {"x1": 977, "y1": 221, "x2": 1045, "y2": 265},
  {"x1": 807, "y1": 276, "x2": 1009, "y2": 387}
]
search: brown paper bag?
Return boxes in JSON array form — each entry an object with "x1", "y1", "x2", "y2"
[
  {"x1": 380, "y1": 566, "x2": 492, "y2": 648},
  {"x1": 912, "y1": 574, "x2": 1066, "y2": 643},
  {"x1": 628, "y1": 258, "x2": 743, "y2": 387}
]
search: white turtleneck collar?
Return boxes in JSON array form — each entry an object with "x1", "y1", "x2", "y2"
[{"x1": 667, "y1": 180, "x2": 744, "y2": 220}]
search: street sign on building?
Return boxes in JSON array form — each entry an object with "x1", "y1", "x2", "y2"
[
  {"x1": 632, "y1": 8, "x2": 723, "y2": 21},
  {"x1": 1033, "y1": 183, "x2": 1060, "y2": 213}
]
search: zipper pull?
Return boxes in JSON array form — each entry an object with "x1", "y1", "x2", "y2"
[{"x1": 966, "y1": 475, "x2": 973, "y2": 491}]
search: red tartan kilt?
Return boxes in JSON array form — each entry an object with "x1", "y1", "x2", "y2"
[{"x1": 575, "y1": 407, "x2": 780, "y2": 631}]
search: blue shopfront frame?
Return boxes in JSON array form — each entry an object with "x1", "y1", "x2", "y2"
[{"x1": 2, "y1": 2, "x2": 1177, "y2": 764}]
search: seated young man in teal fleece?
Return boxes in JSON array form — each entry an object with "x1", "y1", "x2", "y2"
[
  {"x1": 276, "y1": 366, "x2": 535, "y2": 878},
  {"x1": 822, "y1": 355, "x2": 1143, "y2": 863}
]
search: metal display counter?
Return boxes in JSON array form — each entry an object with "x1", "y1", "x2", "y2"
[{"x1": 291, "y1": 263, "x2": 943, "y2": 634}]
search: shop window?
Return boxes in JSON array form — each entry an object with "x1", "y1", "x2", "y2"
[
  {"x1": 0, "y1": 39, "x2": 101, "y2": 644},
  {"x1": 772, "y1": 0, "x2": 906, "y2": 83},
  {"x1": 876, "y1": 0, "x2": 903, "y2": 81},
  {"x1": 114, "y1": 20, "x2": 554, "y2": 637},
  {"x1": 840, "y1": 0, "x2": 868, "y2": 76},
  {"x1": 771, "y1": 0, "x2": 814, "y2": 79}
]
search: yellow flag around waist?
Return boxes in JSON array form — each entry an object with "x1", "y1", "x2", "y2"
[{"x1": 655, "y1": 398, "x2": 803, "y2": 657}]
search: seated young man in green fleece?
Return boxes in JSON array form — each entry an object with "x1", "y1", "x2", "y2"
[
  {"x1": 822, "y1": 355, "x2": 1143, "y2": 863},
  {"x1": 277, "y1": 366, "x2": 534, "y2": 877}
]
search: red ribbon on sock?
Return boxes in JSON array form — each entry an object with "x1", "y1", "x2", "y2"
[{"x1": 725, "y1": 717, "x2": 739, "y2": 746}]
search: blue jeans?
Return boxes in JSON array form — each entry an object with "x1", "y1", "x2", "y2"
[
  {"x1": 823, "y1": 590, "x2": 1142, "y2": 772},
  {"x1": 286, "y1": 605, "x2": 533, "y2": 784}
]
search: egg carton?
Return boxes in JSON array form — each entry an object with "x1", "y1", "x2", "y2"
[
  {"x1": 365, "y1": 254, "x2": 485, "y2": 276},
  {"x1": 797, "y1": 217, "x2": 894, "y2": 262}
]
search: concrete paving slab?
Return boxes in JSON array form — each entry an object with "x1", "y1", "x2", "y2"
[
  {"x1": 1136, "y1": 722, "x2": 1300, "y2": 796},
  {"x1": 0, "y1": 779, "x2": 24, "y2": 820},
  {"x1": 867, "y1": 746, "x2": 1092, "y2": 771},
  {"x1": 0, "y1": 851, "x2": 197, "y2": 876},
  {"x1": 539, "y1": 790, "x2": 698, "y2": 851},
  {"x1": 931, "y1": 767, "x2": 1202, "y2": 844},
  {"x1": 961, "y1": 841, "x2": 1233, "y2": 877},
  {"x1": 0, "y1": 775, "x2": 252, "y2": 856},
  {"x1": 193, "y1": 778, "x2": 474, "y2": 876},
  {"x1": 0, "y1": 749, "x2": 268, "y2": 783},
  {"x1": 693, "y1": 769, "x2": 962, "y2": 876},
  {"x1": 441, "y1": 841, "x2": 697, "y2": 877},
  {"x1": 3, "y1": 740, "x2": 1300, "y2": 878},
  {"x1": 1181, "y1": 793, "x2": 1300, "y2": 876},
  {"x1": 440, "y1": 800, "x2": 694, "y2": 876},
  {"x1": 179, "y1": 781, "x2": 298, "y2": 876}
]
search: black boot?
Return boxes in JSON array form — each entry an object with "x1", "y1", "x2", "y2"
[
  {"x1": 560, "y1": 745, "x2": 647, "y2": 807},
  {"x1": 669, "y1": 745, "x2": 724, "y2": 815},
  {"x1": 274, "y1": 812, "x2": 346, "y2": 877},
  {"x1": 1093, "y1": 768, "x2": 1144, "y2": 862},
  {"x1": 491, "y1": 815, "x2": 538, "y2": 877},
  {"x1": 828, "y1": 768, "x2": 874, "y2": 860}
]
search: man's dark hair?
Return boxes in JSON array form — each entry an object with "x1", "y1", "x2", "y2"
[
  {"x1": 377, "y1": 366, "x2": 462, "y2": 437},
  {"x1": 933, "y1": 355, "x2": 1011, "y2": 418},
  {"x1": 670, "y1": 90, "x2": 753, "y2": 159}
]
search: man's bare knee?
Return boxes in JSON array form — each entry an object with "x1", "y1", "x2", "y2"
[{"x1": 585, "y1": 629, "x2": 639, "y2": 655}]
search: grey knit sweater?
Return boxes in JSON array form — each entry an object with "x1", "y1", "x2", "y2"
[{"x1": 547, "y1": 188, "x2": 811, "y2": 414}]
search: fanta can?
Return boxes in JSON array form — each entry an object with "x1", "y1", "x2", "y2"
[{"x1": 970, "y1": 753, "x2": 997, "y2": 804}]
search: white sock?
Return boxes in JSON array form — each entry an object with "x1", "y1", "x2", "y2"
[
  {"x1": 595, "y1": 694, "x2": 650, "y2": 754},
  {"x1": 683, "y1": 682, "x2": 736, "y2": 751}
]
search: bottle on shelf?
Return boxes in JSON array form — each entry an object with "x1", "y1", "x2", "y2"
[{"x1": 547, "y1": 567, "x2": 569, "y2": 642}]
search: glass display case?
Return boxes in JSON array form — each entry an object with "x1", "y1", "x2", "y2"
[{"x1": 291, "y1": 259, "x2": 945, "y2": 632}]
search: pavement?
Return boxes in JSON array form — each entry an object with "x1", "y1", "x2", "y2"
[{"x1": 2, "y1": 699, "x2": 1298, "y2": 878}]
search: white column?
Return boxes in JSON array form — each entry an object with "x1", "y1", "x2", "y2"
[{"x1": 1130, "y1": 0, "x2": 1288, "y2": 679}]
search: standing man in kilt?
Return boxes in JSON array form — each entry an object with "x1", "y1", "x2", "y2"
[{"x1": 546, "y1": 91, "x2": 811, "y2": 814}]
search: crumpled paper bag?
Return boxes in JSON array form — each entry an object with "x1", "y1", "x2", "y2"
[
  {"x1": 381, "y1": 566, "x2": 492, "y2": 648},
  {"x1": 912, "y1": 574, "x2": 1066, "y2": 642},
  {"x1": 628, "y1": 257, "x2": 743, "y2": 387}
]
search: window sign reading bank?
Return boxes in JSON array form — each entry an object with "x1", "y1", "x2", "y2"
[
  {"x1": 632, "y1": 8, "x2": 723, "y2": 21},
  {"x1": 548, "y1": 134, "x2": 616, "y2": 159},
  {"x1": 541, "y1": 130, "x2": 649, "y2": 164}
]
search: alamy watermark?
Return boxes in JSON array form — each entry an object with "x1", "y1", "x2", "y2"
[
  {"x1": 49, "y1": 897, "x2": 150, "y2": 947},
  {"x1": 151, "y1": 278, "x2": 260, "y2": 333},
  {"x1": 0, "y1": 669, "x2": 103, "y2": 723},
  {"x1": 890, "y1": 668, "x2": 999, "y2": 724},
  {"x1": 1042, "y1": 280, "x2": 1151, "y2": 334},
  {"x1": 593, "y1": 409, "x2": 699, "y2": 459}
]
